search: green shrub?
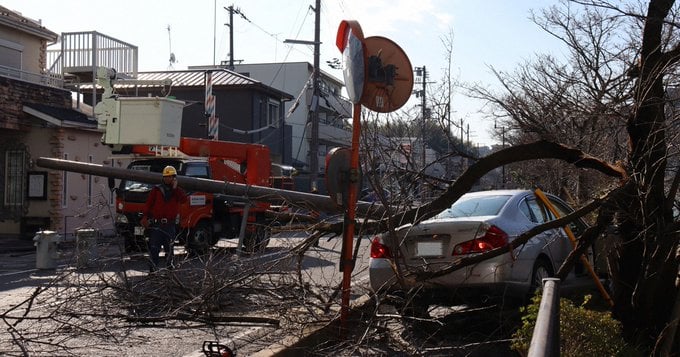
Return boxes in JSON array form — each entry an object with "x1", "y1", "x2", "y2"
[{"x1": 512, "y1": 294, "x2": 629, "y2": 356}]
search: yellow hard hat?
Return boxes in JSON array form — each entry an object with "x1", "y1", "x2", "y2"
[{"x1": 162, "y1": 165, "x2": 177, "y2": 177}]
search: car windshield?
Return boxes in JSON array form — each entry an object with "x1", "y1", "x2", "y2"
[{"x1": 436, "y1": 195, "x2": 511, "y2": 218}]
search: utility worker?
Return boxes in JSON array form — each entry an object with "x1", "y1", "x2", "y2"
[{"x1": 141, "y1": 165, "x2": 187, "y2": 272}]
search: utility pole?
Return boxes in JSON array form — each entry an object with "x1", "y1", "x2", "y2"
[
  {"x1": 414, "y1": 66, "x2": 427, "y2": 171},
  {"x1": 501, "y1": 126, "x2": 506, "y2": 188},
  {"x1": 225, "y1": 5, "x2": 247, "y2": 70},
  {"x1": 228, "y1": 5, "x2": 234, "y2": 70},
  {"x1": 420, "y1": 66, "x2": 427, "y2": 172},
  {"x1": 466, "y1": 123, "x2": 470, "y2": 145},
  {"x1": 495, "y1": 121, "x2": 506, "y2": 188},
  {"x1": 310, "y1": 0, "x2": 321, "y2": 192},
  {"x1": 284, "y1": 0, "x2": 321, "y2": 192},
  {"x1": 213, "y1": 0, "x2": 216, "y2": 66},
  {"x1": 414, "y1": 66, "x2": 427, "y2": 200}
]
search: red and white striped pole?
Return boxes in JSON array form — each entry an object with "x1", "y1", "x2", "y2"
[{"x1": 205, "y1": 71, "x2": 218, "y2": 140}]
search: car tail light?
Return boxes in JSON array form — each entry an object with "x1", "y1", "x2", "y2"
[
  {"x1": 452, "y1": 224, "x2": 508, "y2": 255},
  {"x1": 370, "y1": 237, "x2": 392, "y2": 258}
]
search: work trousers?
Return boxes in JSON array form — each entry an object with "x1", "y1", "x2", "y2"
[{"x1": 148, "y1": 223, "x2": 175, "y2": 271}]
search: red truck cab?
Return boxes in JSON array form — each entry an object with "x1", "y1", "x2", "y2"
[{"x1": 114, "y1": 138, "x2": 272, "y2": 254}]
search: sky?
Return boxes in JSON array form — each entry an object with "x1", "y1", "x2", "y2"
[{"x1": 4, "y1": 0, "x2": 565, "y2": 146}]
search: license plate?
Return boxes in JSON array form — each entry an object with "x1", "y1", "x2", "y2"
[
  {"x1": 416, "y1": 241, "x2": 443, "y2": 257},
  {"x1": 134, "y1": 226, "x2": 145, "y2": 236}
]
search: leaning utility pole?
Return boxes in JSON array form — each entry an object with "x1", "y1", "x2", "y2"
[{"x1": 36, "y1": 157, "x2": 386, "y2": 218}]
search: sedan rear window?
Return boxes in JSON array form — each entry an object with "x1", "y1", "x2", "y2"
[{"x1": 437, "y1": 195, "x2": 511, "y2": 218}]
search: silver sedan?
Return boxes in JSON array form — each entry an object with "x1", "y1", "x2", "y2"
[{"x1": 369, "y1": 189, "x2": 588, "y2": 303}]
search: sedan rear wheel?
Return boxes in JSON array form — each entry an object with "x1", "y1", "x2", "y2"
[{"x1": 529, "y1": 258, "x2": 554, "y2": 298}]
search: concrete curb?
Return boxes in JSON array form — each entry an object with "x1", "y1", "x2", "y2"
[{"x1": 251, "y1": 293, "x2": 373, "y2": 357}]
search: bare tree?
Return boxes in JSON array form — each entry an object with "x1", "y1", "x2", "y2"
[{"x1": 465, "y1": 0, "x2": 680, "y2": 352}]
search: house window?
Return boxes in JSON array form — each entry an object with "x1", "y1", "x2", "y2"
[
  {"x1": 267, "y1": 99, "x2": 280, "y2": 127},
  {"x1": 4, "y1": 150, "x2": 25, "y2": 207},
  {"x1": 0, "y1": 38, "x2": 23, "y2": 70}
]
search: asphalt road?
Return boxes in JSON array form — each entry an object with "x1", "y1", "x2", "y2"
[{"x1": 0, "y1": 232, "x2": 373, "y2": 356}]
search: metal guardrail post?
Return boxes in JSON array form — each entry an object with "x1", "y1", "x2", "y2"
[{"x1": 528, "y1": 277, "x2": 561, "y2": 357}]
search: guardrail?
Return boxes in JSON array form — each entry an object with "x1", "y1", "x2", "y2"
[{"x1": 528, "y1": 278, "x2": 561, "y2": 357}]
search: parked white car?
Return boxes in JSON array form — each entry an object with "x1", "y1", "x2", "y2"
[{"x1": 369, "y1": 189, "x2": 589, "y2": 304}]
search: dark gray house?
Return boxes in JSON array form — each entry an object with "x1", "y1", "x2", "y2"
[{"x1": 108, "y1": 70, "x2": 294, "y2": 165}]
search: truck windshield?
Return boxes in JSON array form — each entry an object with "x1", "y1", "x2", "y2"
[{"x1": 123, "y1": 165, "x2": 154, "y2": 192}]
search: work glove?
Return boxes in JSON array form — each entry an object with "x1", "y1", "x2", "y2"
[{"x1": 172, "y1": 177, "x2": 178, "y2": 189}]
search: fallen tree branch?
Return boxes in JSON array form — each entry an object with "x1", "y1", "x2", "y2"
[
  {"x1": 318, "y1": 140, "x2": 626, "y2": 237},
  {"x1": 396, "y1": 140, "x2": 626, "y2": 227},
  {"x1": 125, "y1": 313, "x2": 280, "y2": 326}
]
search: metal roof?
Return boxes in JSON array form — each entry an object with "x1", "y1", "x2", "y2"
[
  {"x1": 114, "y1": 69, "x2": 293, "y2": 100},
  {"x1": 135, "y1": 69, "x2": 254, "y2": 87}
]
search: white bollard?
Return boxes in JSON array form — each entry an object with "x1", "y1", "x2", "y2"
[{"x1": 33, "y1": 231, "x2": 61, "y2": 269}]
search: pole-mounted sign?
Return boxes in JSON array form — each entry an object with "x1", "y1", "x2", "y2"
[{"x1": 333, "y1": 19, "x2": 413, "y2": 330}]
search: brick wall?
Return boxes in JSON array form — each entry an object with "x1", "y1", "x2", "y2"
[
  {"x1": 47, "y1": 128, "x2": 65, "y2": 232},
  {"x1": 0, "y1": 76, "x2": 71, "y2": 130}
]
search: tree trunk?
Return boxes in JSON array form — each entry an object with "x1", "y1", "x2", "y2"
[{"x1": 613, "y1": 0, "x2": 679, "y2": 350}]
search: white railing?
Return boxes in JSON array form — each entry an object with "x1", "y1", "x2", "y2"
[
  {"x1": 0, "y1": 64, "x2": 63, "y2": 88},
  {"x1": 47, "y1": 31, "x2": 138, "y2": 78}
]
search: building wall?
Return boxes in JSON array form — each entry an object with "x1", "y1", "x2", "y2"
[
  {"x1": 0, "y1": 124, "x2": 114, "y2": 238},
  {"x1": 0, "y1": 77, "x2": 72, "y2": 237},
  {"x1": 26, "y1": 126, "x2": 114, "y2": 238},
  {"x1": 0, "y1": 76, "x2": 116, "y2": 239},
  {"x1": 0, "y1": 26, "x2": 45, "y2": 73},
  {"x1": 235, "y1": 63, "x2": 311, "y2": 166}
]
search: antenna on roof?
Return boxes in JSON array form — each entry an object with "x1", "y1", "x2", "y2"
[{"x1": 167, "y1": 25, "x2": 176, "y2": 70}]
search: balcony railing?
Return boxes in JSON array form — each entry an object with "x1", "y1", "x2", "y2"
[
  {"x1": 0, "y1": 64, "x2": 63, "y2": 88},
  {"x1": 47, "y1": 31, "x2": 138, "y2": 79}
]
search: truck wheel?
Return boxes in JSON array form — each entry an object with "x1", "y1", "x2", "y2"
[
  {"x1": 187, "y1": 222, "x2": 213, "y2": 255},
  {"x1": 243, "y1": 223, "x2": 270, "y2": 254}
]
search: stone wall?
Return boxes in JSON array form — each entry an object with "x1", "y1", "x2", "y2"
[{"x1": 0, "y1": 76, "x2": 71, "y2": 130}]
